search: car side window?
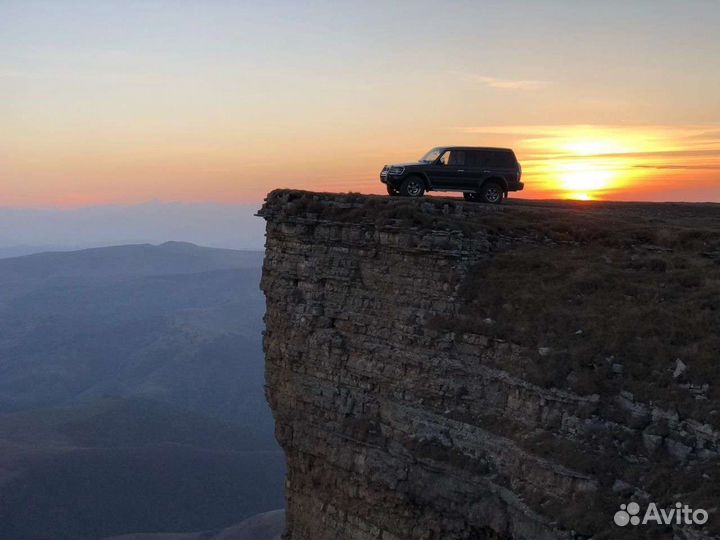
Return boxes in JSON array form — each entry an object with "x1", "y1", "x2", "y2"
[
  {"x1": 466, "y1": 151, "x2": 485, "y2": 167},
  {"x1": 487, "y1": 151, "x2": 516, "y2": 168},
  {"x1": 441, "y1": 150, "x2": 465, "y2": 166}
]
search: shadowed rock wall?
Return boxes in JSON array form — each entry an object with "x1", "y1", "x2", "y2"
[{"x1": 259, "y1": 190, "x2": 720, "y2": 540}]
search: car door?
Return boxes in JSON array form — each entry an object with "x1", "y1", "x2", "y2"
[
  {"x1": 426, "y1": 149, "x2": 465, "y2": 189},
  {"x1": 462, "y1": 150, "x2": 485, "y2": 190}
]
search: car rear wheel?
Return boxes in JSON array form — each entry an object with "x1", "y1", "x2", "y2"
[
  {"x1": 387, "y1": 185, "x2": 400, "y2": 196},
  {"x1": 400, "y1": 177, "x2": 425, "y2": 198},
  {"x1": 480, "y1": 181, "x2": 503, "y2": 204}
]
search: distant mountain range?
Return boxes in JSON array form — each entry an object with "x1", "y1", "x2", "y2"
[
  {"x1": 0, "y1": 201, "x2": 266, "y2": 254},
  {"x1": 0, "y1": 242, "x2": 283, "y2": 540}
]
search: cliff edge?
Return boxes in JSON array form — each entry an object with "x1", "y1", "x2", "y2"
[{"x1": 259, "y1": 190, "x2": 720, "y2": 540}]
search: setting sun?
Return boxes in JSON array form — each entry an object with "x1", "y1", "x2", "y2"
[
  {"x1": 557, "y1": 160, "x2": 616, "y2": 193},
  {"x1": 548, "y1": 132, "x2": 651, "y2": 199},
  {"x1": 518, "y1": 129, "x2": 659, "y2": 199},
  {"x1": 566, "y1": 192, "x2": 592, "y2": 201}
]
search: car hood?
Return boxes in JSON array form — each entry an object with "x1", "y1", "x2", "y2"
[{"x1": 386, "y1": 162, "x2": 422, "y2": 168}]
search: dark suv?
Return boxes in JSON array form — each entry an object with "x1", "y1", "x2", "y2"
[{"x1": 380, "y1": 146, "x2": 523, "y2": 203}]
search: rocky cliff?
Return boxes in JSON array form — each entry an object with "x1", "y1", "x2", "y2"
[{"x1": 259, "y1": 190, "x2": 720, "y2": 540}]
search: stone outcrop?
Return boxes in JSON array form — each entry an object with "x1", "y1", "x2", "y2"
[{"x1": 259, "y1": 190, "x2": 720, "y2": 540}]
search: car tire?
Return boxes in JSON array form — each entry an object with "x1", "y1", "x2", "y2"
[
  {"x1": 399, "y1": 176, "x2": 425, "y2": 198},
  {"x1": 463, "y1": 192, "x2": 479, "y2": 202},
  {"x1": 387, "y1": 185, "x2": 400, "y2": 196},
  {"x1": 480, "y1": 181, "x2": 503, "y2": 204}
]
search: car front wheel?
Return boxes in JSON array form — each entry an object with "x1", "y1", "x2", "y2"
[
  {"x1": 480, "y1": 182, "x2": 503, "y2": 204},
  {"x1": 400, "y1": 177, "x2": 425, "y2": 198}
]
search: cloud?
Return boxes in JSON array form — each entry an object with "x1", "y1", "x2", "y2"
[
  {"x1": 684, "y1": 129, "x2": 720, "y2": 140},
  {"x1": 468, "y1": 75, "x2": 550, "y2": 91},
  {"x1": 634, "y1": 164, "x2": 720, "y2": 170}
]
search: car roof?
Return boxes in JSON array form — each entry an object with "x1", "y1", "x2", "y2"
[{"x1": 443, "y1": 146, "x2": 514, "y2": 152}]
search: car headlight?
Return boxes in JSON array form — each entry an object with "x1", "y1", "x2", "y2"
[{"x1": 388, "y1": 167, "x2": 405, "y2": 175}]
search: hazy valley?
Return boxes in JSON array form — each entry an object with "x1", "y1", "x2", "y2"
[{"x1": 0, "y1": 242, "x2": 283, "y2": 539}]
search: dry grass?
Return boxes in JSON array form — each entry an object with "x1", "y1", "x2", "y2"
[{"x1": 458, "y1": 243, "x2": 720, "y2": 393}]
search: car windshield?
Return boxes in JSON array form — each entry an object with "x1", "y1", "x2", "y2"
[{"x1": 419, "y1": 147, "x2": 444, "y2": 163}]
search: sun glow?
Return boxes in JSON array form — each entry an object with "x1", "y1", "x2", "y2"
[
  {"x1": 490, "y1": 126, "x2": 677, "y2": 200},
  {"x1": 526, "y1": 147, "x2": 635, "y2": 200},
  {"x1": 545, "y1": 132, "x2": 645, "y2": 199},
  {"x1": 557, "y1": 161, "x2": 616, "y2": 192},
  {"x1": 560, "y1": 138, "x2": 633, "y2": 157}
]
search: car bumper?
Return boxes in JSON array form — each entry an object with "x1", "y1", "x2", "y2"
[
  {"x1": 380, "y1": 173, "x2": 403, "y2": 187},
  {"x1": 508, "y1": 181, "x2": 524, "y2": 192}
]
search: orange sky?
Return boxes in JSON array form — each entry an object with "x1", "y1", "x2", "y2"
[
  {"x1": 2, "y1": 2, "x2": 719, "y2": 207},
  {"x1": 6, "y1": 123, "x2": 718, "y2": 206}
]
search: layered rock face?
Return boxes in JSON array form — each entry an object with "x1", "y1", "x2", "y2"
[{"x1": 259, "y1": 190, "x2": 720, "y2": 540}]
